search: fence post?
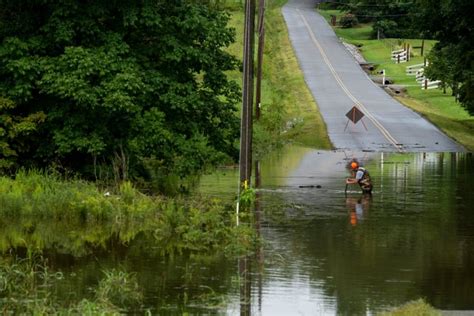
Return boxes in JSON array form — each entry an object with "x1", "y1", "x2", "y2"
[
  {"x1": 397, "y1": 54, "x2": 400, "y2": 64},
  {"x1": 424, "y1": 79, "x2": 428, "y2": 90}
]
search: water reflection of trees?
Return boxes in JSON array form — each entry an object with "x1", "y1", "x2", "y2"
[
  {"x1": 0, "y1": 217, "x2": 143, "y2": 256},
  {"x1": 0, "y1": 216, "x2": 242, "y2": 313}
]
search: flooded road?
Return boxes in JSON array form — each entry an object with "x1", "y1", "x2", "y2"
[
  {"x1": 200, "y1": 148, "x2": 474, "y2": 315},
  {"x1": 1, "y1": 147, "x2": 473, "y2": 315}
]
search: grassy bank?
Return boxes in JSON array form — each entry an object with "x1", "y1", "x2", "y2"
[
  {"x1": 0, "y1": 171, "x2": 256, "y2": 257},
  {"x1": 227, "y1": 2, "x2": 332, "y2": 155},
  {"x1": 318, "y1": 9, "x2": 474, "y2": 151}
]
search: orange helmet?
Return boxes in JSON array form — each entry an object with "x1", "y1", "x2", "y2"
[{"x1": 350, "y1": 161, "x2": 359, "y2": 170}]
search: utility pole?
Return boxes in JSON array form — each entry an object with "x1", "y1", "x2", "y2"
[
  {"x1": 255, "y1": 0, "x2": 265, "y2": 120},
  {"x1": 239, "y1": 0, "x2": 255, "y2": 187}
]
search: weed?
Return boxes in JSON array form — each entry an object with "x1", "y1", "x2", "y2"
[
  {"x1": 0, "y1": 256, "x2": 137, "y2": 315},
  {"x1": 238, "y1": 186, "x2": 256, "y2": 209},
  {"x1": 96, "y1": 269, "x2": 143, "y2": 308},
  {"x1": 378, "y1": 299, "x2": 441, "y2": 316}
]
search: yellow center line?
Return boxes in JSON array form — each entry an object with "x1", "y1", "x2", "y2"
[{"x1": 296, "y1": 9, "x2": 404, "y2": 152}]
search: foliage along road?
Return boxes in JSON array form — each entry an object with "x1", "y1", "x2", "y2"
[{"x1": 282, "y1": 0, "x2": 465, "y2": 152}]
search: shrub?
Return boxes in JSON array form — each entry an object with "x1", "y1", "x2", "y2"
[
  {"x1": 339, "y1": 14, "x2": 358, "y2": 28},
  {"x1": 372, "y1": 20, "x2": 399, "y2": 38}
]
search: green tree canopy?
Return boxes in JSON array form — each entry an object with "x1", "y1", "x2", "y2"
[
  {"x1": 0, "y1": 0, "x2": 240, "y2": 180},
  {"x1": 416, "y1": 0, "x2": 474, "y2": 114}
]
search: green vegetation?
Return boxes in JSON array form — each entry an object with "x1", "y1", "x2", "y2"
[
  {"x1": 378, "y1": 299, "x2": 441, "y2": 316},
  {"x1": 416, "y1": 0, "x2": 474, "y2": 115},
  {"x1": 0, "y1": 1, "x2": 240, "y2": 182},
  {"x1": 317, "y1": 9, "x2": 374, "y2": 41},
  {"x1": 0, "y1": 0, "x2": 332, "y2": 190},
  {"x1": 0, "y1": 171, "x2": 257, "y2": 256},
  {"x1": 318, "y1": 9, "x2": 474, "y2": 151},
  {"x1": 318, "y1": 0, "x2": 414, "y2": 41},
  {"x1": 0, "y1": 255, "x2": 139, "y2": 314}
]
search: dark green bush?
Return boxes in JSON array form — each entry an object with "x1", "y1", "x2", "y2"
[
  {"x1": 372, "y1": 20, "x2": 399, "y2": 38},
  {"x1": 339, "y1": 13, "x2": 358, "y2": 28}
]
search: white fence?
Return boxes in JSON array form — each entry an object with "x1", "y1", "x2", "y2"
[
  {"x1": 415, "y1": 68, "x2": 425, "y2": 83},
  {"x1": 405, "y1": 63, "x2": 440, "y2": 90},
  {"x1": 406, "y1": 63, "x2": 425, "y2": 75},
  {"x1": 422, "y1": 79, "x2": 441, "y2": 90},
  {"x1": 391, "y1": 49, "x2": 408, "y2": 63}
]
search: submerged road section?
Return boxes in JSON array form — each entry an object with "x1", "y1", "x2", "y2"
[{"x1": 282, "y1": 0, "x2": 464, "y2": 152}]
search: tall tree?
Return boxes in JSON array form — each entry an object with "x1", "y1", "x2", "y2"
[
  {"x1": 0, "y1": 0, "x2": 240, "y2": 179},
  {"x1": 416, "y1": 0, "x2": 474, "y2": 114}
]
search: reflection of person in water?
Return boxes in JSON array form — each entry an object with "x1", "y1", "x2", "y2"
[{"x1": 346, "y1": 194, "x2": 372, "y2": 226}]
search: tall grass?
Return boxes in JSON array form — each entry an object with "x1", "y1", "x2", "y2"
[
  {"x1": 0, "y1": 171, "x2": 257, "y2": 257},
  {"x1": 0, "y1": 256, "x2": 136, "y2": 314}
]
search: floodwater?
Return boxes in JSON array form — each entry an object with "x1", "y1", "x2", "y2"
[
  {"x1": 2, "y1": 147, "x2": 474, "y2": 315},
  {"x1": 200, "y1": 147, "x2": 474, "y2": 315}
]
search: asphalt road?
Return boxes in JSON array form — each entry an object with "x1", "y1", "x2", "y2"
[{"x1": 282, "y1": 0, "x2": 465, "y2": 152}]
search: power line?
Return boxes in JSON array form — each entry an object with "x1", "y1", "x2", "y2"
[
  {"x1": 350, "y1": 13, "x2": 411, "y2": 17},
  {"x1": 319, "y1": 1, "x2": 413, "y2": 7}
]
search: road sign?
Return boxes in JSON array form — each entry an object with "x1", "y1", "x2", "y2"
[
  {"x1": 345, "y1": 106, "x2": 364, "y2": 124},
  {"x1": 344, "y1": 106, "x2": 368, "y2": 132}
]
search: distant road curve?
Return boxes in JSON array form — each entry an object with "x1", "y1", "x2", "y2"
[{"x1": 282, "y1": 0, "x2": 465, "y2": 152}]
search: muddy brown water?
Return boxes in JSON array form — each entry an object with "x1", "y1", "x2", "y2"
[{"x1": 1, "y1": 147, "x2": 473, "y2": 315}]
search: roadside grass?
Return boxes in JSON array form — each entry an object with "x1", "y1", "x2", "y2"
[
  {"x1": 227, "y1": 2, "x2": 332, "y2": 155},
  {"x1": 318, "y1": 9, "x2": 474, "y2": 151}
]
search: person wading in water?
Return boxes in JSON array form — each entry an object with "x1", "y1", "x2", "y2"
[{"x1": 346, "y1": 160, "x2": 373, "y2": 194}]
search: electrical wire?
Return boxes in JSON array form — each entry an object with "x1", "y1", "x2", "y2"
[{"x1": 319, "y1": 1, "x2": 413, "y2": 8}]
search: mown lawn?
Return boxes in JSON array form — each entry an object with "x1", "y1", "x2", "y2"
[{"x1": 318, "y1": 9, "x2": 474, "y2": 151}]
